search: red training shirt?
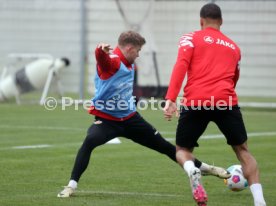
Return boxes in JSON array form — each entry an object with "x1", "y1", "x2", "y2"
[
  {"x1": 166, "y1": 27, "x2": 241, "y2": 106},
  {"x1": 88, "y1": 47, "x2": 136, "y2": 121}
]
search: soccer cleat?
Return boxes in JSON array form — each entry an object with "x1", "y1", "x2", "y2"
[
  {"x1": 201, "y1": 165, "x2": 231, "y2": 179},
  {"x1": 57, "y1": 186, "x2": 75, "y2": 198},
  {"x1": 189, "y1": 168, "x2": 208, "y2": 206}
]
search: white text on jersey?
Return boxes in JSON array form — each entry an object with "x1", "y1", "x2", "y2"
[
  {"x1": 216, "y1": 38, "x2": 235, "y2": 50},
  {"x1": 179, "y1": 34, "x2": 194, "y2": 48}
]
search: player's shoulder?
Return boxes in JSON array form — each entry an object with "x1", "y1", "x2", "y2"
[
  {"x1": 219, "y1": 32, "x2": 241, "y2": 52},
  {"x1": 179, "y1": 31, "x2": 199, "y2": 41},
  {"x1": 178, "y1": 31, "x2": 198, "y2": 48},
  {"x1": 108, "y1": 53, "x2": 121, "y2": 67}
]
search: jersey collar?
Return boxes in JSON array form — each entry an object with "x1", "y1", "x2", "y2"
[
  {"x1": 205, "y1": 27, "x2": 220, "y2": 32},
  {"x1": 113, "y1": 47, "x2": 132, "y2": 68}
]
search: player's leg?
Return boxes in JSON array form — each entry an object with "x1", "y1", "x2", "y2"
[
  {"x1": 175, "y1": 107, "x2": 209, "y2": 205},
  {"x1": 58, "y1": 117, "x2": 122, "y2": 197},
  {"x1": 215, "y1": 106, "x2": 266, "y2": 206},
  {"x1": 70, "y1": 119, "x2": 121, "y2": 181},
  {"x1": 123, "y1": 112, "x2": 200, "y2": 164},
  {"x1": 232, "y1": 143, "x2": 265, "y2": 205},
  {"x1": 124, "y1": 112, "x2": 229, "y2": 178}
]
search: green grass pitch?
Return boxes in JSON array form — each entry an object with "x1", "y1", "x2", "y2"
[{"x1": 0, "y1": 103, "x2": 275, "y2": 206}]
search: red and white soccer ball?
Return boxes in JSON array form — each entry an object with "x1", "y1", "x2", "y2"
[{"x1": 224, "y1": 165, "x2": 248, "y2": 191}]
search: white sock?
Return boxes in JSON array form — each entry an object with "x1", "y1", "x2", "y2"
[
  {"x1": 183, "y1": 160, "x2": 196, "y2": 175},
  {"x1": 250, "y1": 183, "x2": 266, "y2": 205},
  {"x1": 68, "y1": 180, "x2": 78, "y2": 189}
]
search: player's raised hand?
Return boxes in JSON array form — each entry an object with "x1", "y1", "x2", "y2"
[
  {"x1": 163, "y1": 99, "x2": 178, "y2": 121},
  {"x1": 97, "y1": 43, "x2": 113, "y2": 54}
]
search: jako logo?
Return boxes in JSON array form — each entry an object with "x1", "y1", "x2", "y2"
[
  {"x1": 216, "y1": 38, "x2": 236, "y2": 50},
  {"x1": 204, "y1": 36, "x2": 214, "y2": 44}
]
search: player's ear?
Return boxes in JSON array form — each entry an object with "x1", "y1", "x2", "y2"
[
  {"x1": 220, "y1": 18, "x2": 223, "y2": 26},
  {"x1": 200, "y1": 18, "x2": 204, "y2": 28}
]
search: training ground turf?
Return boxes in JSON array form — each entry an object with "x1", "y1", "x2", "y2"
[{"x1": 0, "y1": 102, "x2": 275, "y2": 206}]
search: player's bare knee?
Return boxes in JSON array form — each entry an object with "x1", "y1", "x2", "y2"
[{"x1": 232, "y1": 142, "x2": 248, "y2": 153}]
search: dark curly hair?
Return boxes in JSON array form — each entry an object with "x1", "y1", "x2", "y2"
[{"x1": 200, "y1": 3, "x2": 222, "y2": 20}]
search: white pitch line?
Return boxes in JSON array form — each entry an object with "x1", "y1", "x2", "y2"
[
  {"x1": 2, "y1": 124, "x2": 276, "y2": 138},
  {"x1": 12, "y1": 144, "x2": 51, "y2": 149},
  {"x1": 164, "y1": 131, "x2": 276, "y2": 142},
  {"x1": 1, "y1": 124, "x2": 276, "y2": 150},
  {"x1": 1, "y1": 124, "x2": 276, "y2": 139},
  {"x1": 202, "y1": 132, "x2": 276, "y2": 139},
  {"x1": 10, "y1": 139, "x2": 120, "y2": 150},
  {"x1": 5, "y1": 131, "x2": 275, "y2": 150},
  {"x1": 0, "y1": 124, "x2": 84, "y2": 131},
  {"x1": 77, "y1": 190, "x2": 183, "y2": 198}
]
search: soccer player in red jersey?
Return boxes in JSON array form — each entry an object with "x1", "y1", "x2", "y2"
[
  {"x1": 57, "y1": 31, "x2": 230, "y2": 198},
  {"x1": 163, "y1": 3, "x2": 266, "y2": 206}
]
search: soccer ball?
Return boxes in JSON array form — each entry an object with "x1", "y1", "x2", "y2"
[{"x1": 224, "y1": 165, "x2": 248, "y2": 191}]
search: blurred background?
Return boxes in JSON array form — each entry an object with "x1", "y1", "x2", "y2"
[{"x1": 0, "y1": 0, "x2": 275, "y2": 103}]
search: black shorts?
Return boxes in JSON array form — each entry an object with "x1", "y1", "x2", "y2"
[{"x1": 176, "y1": 105, "x2": 247, "y2": 148}]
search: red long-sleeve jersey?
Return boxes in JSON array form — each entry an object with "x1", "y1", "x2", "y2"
[
  {"x1": 166, "y1": 27, "x2": 241, "y2": 106},
  {"x1": 88, "y1": 47, "x2": 136, "y2": 121}
]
